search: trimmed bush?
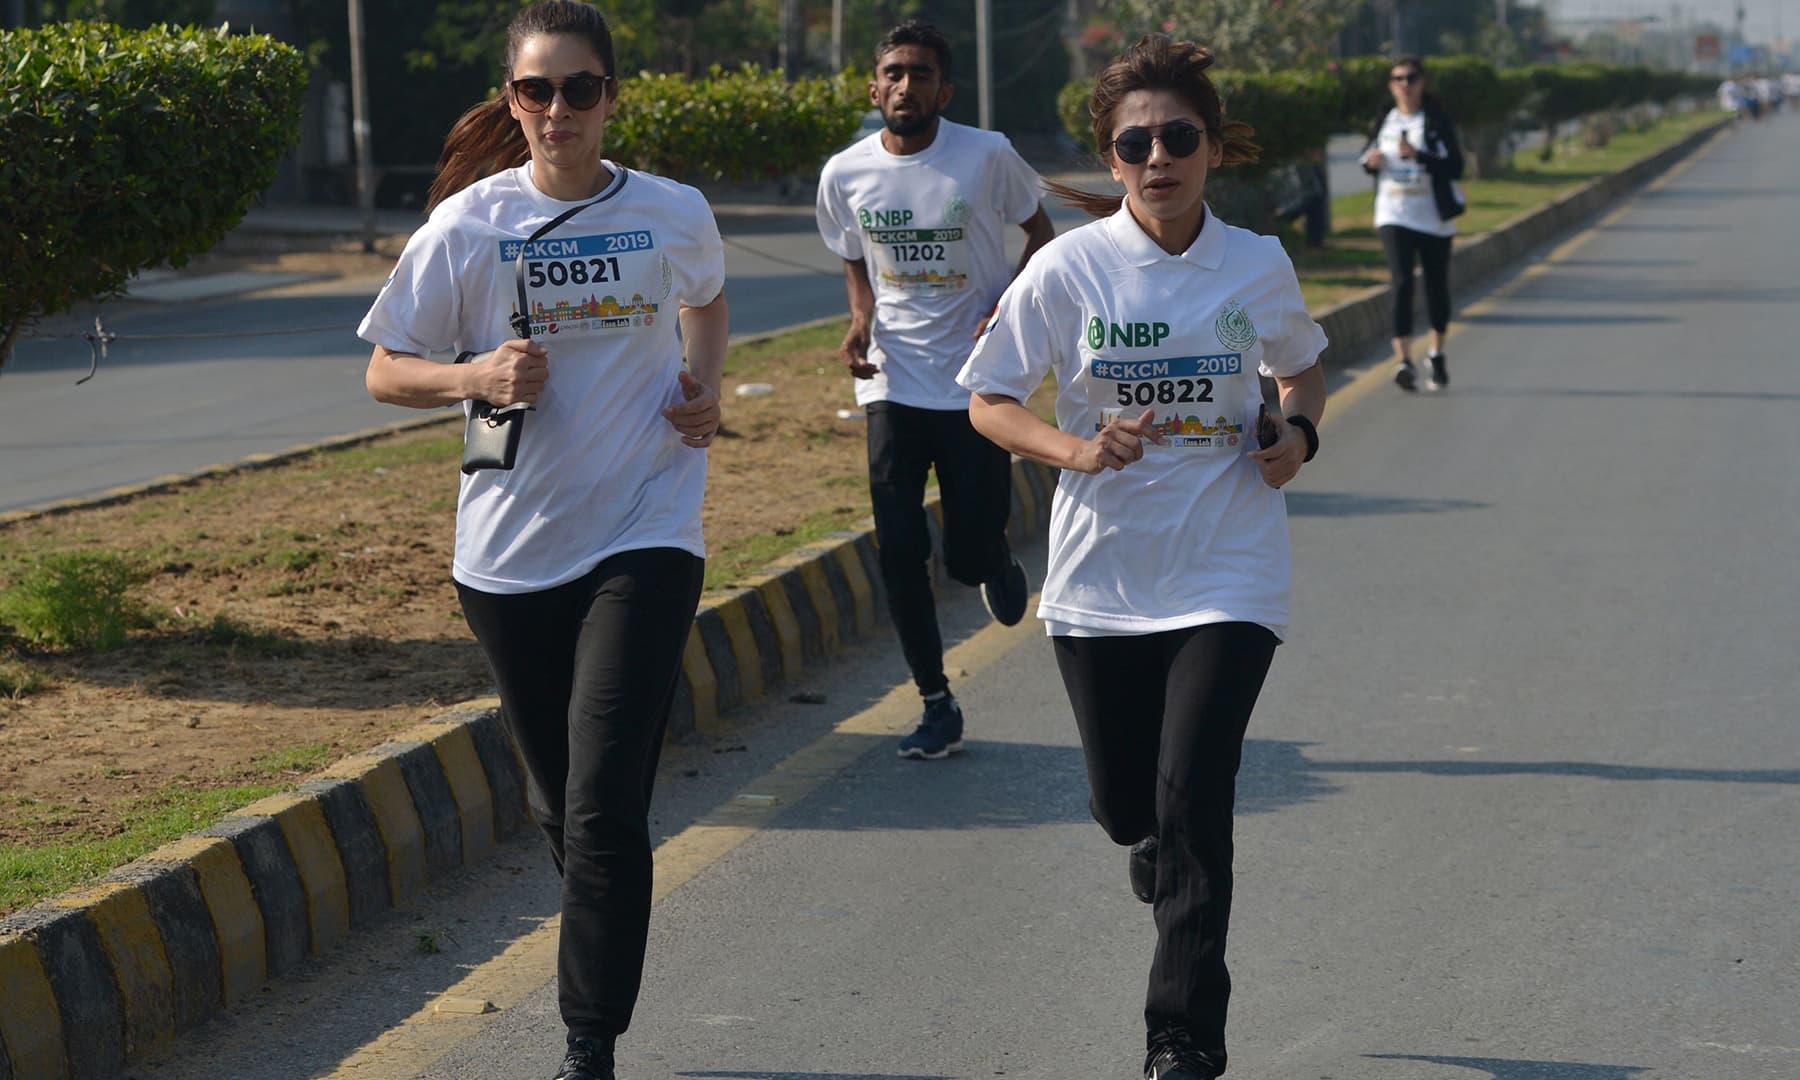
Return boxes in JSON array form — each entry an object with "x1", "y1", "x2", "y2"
[
  {"x1": 605, "y1": 64, "x2": 868, "y2": 183},
  {"x1": 0, "y1": 22, "x2": 306, "y2": 366}
]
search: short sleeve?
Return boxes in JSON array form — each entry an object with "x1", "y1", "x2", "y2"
[
  {"x1": 815, "y1": 162, "x2": 864, "y2": 262},
  {"x1": 988, "y1": 136, "x2": 1045, "y2": 226},
  {"x1": 958, "y1": 267, "x2": 1062, "y2": 401},
  {"x1": 357, "y1": 223, "x2": 461, "y2": 356},
  {"x1": 671, "y1": 188, "x2": 726, "y2": 307},
  {"x1": 1255, "y1": 249, "x2": 1327, "y2": 380}
]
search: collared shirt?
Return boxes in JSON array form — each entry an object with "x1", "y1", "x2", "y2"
[{"x1": 958, "y1": 204, "x2": 1326, "y2": 637}]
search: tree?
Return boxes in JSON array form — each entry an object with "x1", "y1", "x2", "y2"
[
  {"x1": 1100, "y1": 0, "x2": 1362, "y2": 73},
  {"x1": 0, "y1": 23, "x2": 306, "y2": 368}
]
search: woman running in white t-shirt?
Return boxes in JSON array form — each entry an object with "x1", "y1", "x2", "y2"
[
  {"x1": 1359, "y1": 55, "x2": 1466, "y2": 392},
  {"x1": 958, "y1": 34, "x2": 1326, "y2": 1080},
  {"x1": 357, "y1": 4, "x2": 726, "y2": 1078}
]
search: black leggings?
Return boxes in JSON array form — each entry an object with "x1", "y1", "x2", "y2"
[
  {"x1": 1053, "y1": 622, "x2": 1279, "y2": 1075},
  {"x1": 866, "y1": 400, "x2": 1014, "y2": 697},
  {"x1": 1379, "y1": 224, "x2": 1453, "y2": 338},
  {"x1": 456, "y1": 546, "x2": 704, "y2": 1044}
]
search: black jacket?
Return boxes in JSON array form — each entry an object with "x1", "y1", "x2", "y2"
[{"x1": 1361, "y1": 105, "x2": 1466, "y2": 221}]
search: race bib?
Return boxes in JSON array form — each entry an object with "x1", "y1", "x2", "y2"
[
  {"x1": 1090, "y1": 353, "x2": 1247, "y2": 451},
  {"x1": 500, "y1": 229, "x2": 670, "y2": 339}
]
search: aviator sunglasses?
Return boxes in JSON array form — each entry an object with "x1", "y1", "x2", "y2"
[
  {"x1": 1111, "y1": 120, "x2": 1205, "y2": 165},
  {"x1": 510, "y1": 72, "x2": 613, "y2": 113},
  {"x1": 1390, "y1": 71, "x2": 1423, "y2": 85}
]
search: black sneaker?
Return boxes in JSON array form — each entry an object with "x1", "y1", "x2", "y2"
[
  {"x1": 981, "y1": 552, "x2": 1030, "y2": 627},
  {"x1": 1393, "y1": 359, "x2": 1418, "y2": 392},
  {"x1": 897, "y1": 694, "x2": 964, "y2": 760},
  {"x1": 1145, "y1": 1026, "x2": 1221, "y2": 1080},
  {"x1": 554, "y1": 1037, "x2": 615, "y2": 1080},
  {"x1": 1427, "y1": 351, "x2": 1449, "y2": 389},
  {"x1": 1128, "y1": 836, "x2": 1157, "y2": 903}
]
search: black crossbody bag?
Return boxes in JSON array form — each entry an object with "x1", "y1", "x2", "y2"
[{"x1": 455, "y1": 174, "x2": 630, "y2": 474}]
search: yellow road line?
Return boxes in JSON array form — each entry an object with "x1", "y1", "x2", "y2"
[
  {"x1": 1320, "y1": 125, "x2": 1727, "y2": 429},
  {"x1": 320, "y1": 612, "x2": 1040, "y2": 1079}
]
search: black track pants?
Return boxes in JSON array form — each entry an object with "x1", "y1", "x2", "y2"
[{"x1": 1380, "y1": 224, "x2": 1454, "y2": 338}]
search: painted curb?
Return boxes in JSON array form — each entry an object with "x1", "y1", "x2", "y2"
[{"x1": 0, "y1": 116, "x2": 1733, "y2": 1080}]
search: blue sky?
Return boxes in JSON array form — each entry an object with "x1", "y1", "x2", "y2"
[{"x1": 1547, "y1": 0, "x2": 1794, "y2": 44}]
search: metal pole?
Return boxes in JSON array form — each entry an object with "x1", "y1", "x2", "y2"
[
  {"x1": 976, "y1": 0, "x2": 993, "y2": 129},
  {"x1": 346, "y1": 0, "x2": 376, "y2": 253},
  {"x1": 831, "y1": 0, "x2": 843, "y2": 71}
]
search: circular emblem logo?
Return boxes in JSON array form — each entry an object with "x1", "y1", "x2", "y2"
[
  {"x1": 857, "y1": 208, "x2": 872, "y2": 229},
  {"x1": 943, "y1": 196, "x2": 972, "y2": 227},
  {"x1": 1086, "y1": 316, "x2": 1105, "y2": 350},
  {"x1": 1215, "y1": 301, "x2": 1258, "y2": 351}
]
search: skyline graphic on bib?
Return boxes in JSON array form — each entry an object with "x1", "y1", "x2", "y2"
[
  {"x1": 527, "y1": 292, "x2": 658, "y2": 335},
  {"x1": 1095, "y1": 411, "x2": 1245, "y2": 449},
  {"x1": 880, "y1": 266, "x2": 969, "y2": 292}
]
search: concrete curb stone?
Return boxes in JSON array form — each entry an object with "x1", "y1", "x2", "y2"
[{"x1": 0, "y1": 115, "x2": 1732, "y2": 1080}]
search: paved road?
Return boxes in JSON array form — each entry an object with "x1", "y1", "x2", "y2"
[{"x1": 133, "y1": 117, "x2": 1800, "y2": 1080}]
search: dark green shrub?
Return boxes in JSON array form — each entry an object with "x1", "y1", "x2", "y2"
[
  {"x1": 605, "y1": 65, "x2": 867, "y2": 183},
  {"x1": 0, "y1": 551, "x2": 148, "y2": 652},
  {"x1": 0, "y1": 22, "x2": 307, "y2": 366}
]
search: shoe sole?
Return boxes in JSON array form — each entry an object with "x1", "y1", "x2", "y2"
[
  {"x1": 1394, "y1": 368, "x2": 1418, "y2": 392},
  {"x1": 897, "y1": 740, "x2": 964, "y2": 760},
  {"x1": 982, "y1": 559, "x2": 1029, "y2": 627}
]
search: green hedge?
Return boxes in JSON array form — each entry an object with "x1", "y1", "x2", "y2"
[
  {"x1": 0, "y1": 22, "x2": 306, "y2": 366},
  {"x1": 605, "y1": 64, "x2": 867, "y2": 183}
]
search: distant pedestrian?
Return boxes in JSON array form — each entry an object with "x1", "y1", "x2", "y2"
[
  {"x1": 1360, "y1": 55, "x2": 1465, "y2": 392},
  {"x1": 815, "y1": 18, "x2": 1055, "y2": 760},
  {"x1": 357, "y1": 3, "x2": 727, "y2": 1078},
  {"x1": 960, "y1": 34, "x2": 1326, "y2": 1080}
]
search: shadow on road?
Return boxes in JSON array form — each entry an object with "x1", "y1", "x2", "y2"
[
  {"x1": 1366, "y1": 1053, "x2": 1650, "y2": 1078},
  {"x1": 1285, "y1": 492, "x2": 1489, "y2": 518},
  {"x1": 678, "y1": 1073, "x2": 953, "y2": 1080}
]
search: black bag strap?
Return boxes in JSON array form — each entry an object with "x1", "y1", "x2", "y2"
[{"x1": 510, "y1": 169, "x2": 631, "y2": 338}]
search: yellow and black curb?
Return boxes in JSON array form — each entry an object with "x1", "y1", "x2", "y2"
[{"x1": 0, "y1": 115, "x2": 1733, "y2": 1080}]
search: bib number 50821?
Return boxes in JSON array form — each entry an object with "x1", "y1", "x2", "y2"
[
  {"x1": 527, "y1": 256, "x2": 623, "y2": 288},
  {"x1": 1116, "y1": 378, "x2": 1213, "y2": 407}
]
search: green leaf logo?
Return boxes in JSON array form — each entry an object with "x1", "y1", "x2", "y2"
[{"x1": 1086, "y1": 315, "x2": 1104, "y2": 350}]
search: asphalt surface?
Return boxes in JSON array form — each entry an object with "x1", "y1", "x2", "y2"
[{"x1": 126, "y1": 116, "x2": 1800, "y2": 1080}]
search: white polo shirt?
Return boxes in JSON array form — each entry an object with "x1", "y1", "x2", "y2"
[
  {"x1": 957, "y1": 204, "x2": 1326, "y2": 638},
  {"x1": 816, "y1": 120, "x2": 1043, "y2": 410},
  {"x1": 359, "y1": 163, "x2": 726, "y2": 594}
]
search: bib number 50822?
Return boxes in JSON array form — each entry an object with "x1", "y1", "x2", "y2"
[
  {"x1": 527, "y1": 256, "x2": 623, "y2": 288},
  {"x1": 1116, "y1": 378, "x2": 1213, "y2": 407}
]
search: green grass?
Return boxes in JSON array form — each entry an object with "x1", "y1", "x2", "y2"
[
  {"x1": 247, "y1": 743, "x2": 335, "y2": 777},
  {"x1": 702, "y1": 505, "x2": 874, "y2": 592},
  {"x1": 0, "y1": 659, "x2": 49, "y2": 698},
  {"x1": 0, "y1": 782, "x2": 287, "y2": 913}
]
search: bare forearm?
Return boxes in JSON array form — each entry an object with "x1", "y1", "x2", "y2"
[
  {"x1": 842, "y1": 258, "x2": 875, "y2": 328},
  {"x1": 1274, "y1": 363, "x2": 1326, "y2": 425},
  {"x1": 678, "y1": 290, "x2": 729, "y2": 391},
  {"x1": 1015, "y1": 206, "x2": 1055, "y2": 276},
  {"x1": 365, "y1": 346, "x2": 478, "y2": 409},
  {"x1": 969, "y1": 393, "x2": 1085, "y2": 469}
]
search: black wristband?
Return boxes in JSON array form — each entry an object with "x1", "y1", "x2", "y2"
[{"x1": 1286, "y1": 414, "x2": 1319, "y2": 463}]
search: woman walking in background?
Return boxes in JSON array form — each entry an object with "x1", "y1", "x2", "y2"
[
  {"x1": 1360, "y1": 55, "x2": 1465, "y2": 392},
  {"x1": 358, "y1": 3, "x2": 727, "y2": 1078},
  {"x1": 959, "y1": 34, "x2": 1326, "y2": 1080}
]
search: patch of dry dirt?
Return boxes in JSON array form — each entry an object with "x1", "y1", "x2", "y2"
[{"x1": 0, "y1": 317, "x2": 875, "y2": 863}]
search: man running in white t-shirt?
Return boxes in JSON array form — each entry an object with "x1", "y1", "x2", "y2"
[{"x1": 816, "y1": 19, "x2": 1055, "y2": 760}]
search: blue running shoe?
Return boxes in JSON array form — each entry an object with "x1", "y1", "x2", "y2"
[{"x1": 897, "y1": 695, "x2": 964, "y2": 760}]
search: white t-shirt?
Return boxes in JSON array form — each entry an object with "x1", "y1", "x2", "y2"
[
  {"x1": 1372, "y1": 108, "x2": 1455, "y2": 237},
  {"x1": 957, "y1": 205, "x2": 1326, "y2": 639},
  {"x1": 816, "y1": 120, "x2": 1043, "y2": 410},
  {"x1": 358, "y1": 163, "x2": 726, "y2": 594}
]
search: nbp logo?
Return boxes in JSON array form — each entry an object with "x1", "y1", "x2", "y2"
[
  {"x1": 1088, "y1": 317, "x2": 1171, "y2": 349},
  {"x1": 857, "y1": 208, "x2": 872, "y2": 228},
  {"x1": 857, "y1": 207, "x2": 914, "y2": 229}
]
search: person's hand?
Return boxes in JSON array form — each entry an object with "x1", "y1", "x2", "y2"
[
  {"x1": 840, "y1": 320, "x2": 879, "y2": 379},
  {"x1": 1072, "y1": 407, "x2": 1165, "y2": 474},
  {"x1": 1247, "y1": 416, "x2": 1307, "y2": 489},
  {"x1": 1361, "y1": 147, "x2": 1385, "y2": 170},
  {"x1": 1397, "y1": 131, "x2": 1416, "y2": 159},
  {"x1": 663, "y1": 370, "x2": 721, "y2": 447},
  {"x1": 478, "y1": 338, "x2": 548, "y2": 406}
]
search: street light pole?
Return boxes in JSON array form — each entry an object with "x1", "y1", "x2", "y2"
[
  {"x1": 346, "y1": 0, "x2": 376, "y2": 252},
  {"x1": 831, "y1": 0, "x2": 843, "y2": 71},
  {"x1": 976, "y1": 0, "x2": 993, "y2": 129}
]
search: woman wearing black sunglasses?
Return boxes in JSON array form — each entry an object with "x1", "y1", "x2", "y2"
[
  {"x1": 1359, "y1": 55, "x2": 1466, "y2": 392},
  {"x1": 358, "y1": 4, "x2": 727, "y2": 1079},
  {"x1": 959, "y1": 34, "x2": 1325, "y2": 1080}
]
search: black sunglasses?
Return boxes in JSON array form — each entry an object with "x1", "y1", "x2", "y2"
[
  {"x1": 1111, "y1": 120, "x2": 1206, "y2": 165},
  {"x1": 1390, "y1": 71, "x2": 1423, "y2": 85},
  {"x1": 510, "y1": 73, "x2": 612, "y2": 113}
]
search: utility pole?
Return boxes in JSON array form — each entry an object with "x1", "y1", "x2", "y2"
[
  {"x1": 831, "y1": 0, "x2": 843, "y2": 71},
  {"x1": 976, "y1": 0, "x2": 993, "y2": 129},
  {"x1": 347, "y1": 0, "x2": 376, "y2": 252}
]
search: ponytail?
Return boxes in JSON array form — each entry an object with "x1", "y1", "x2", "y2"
[{"x1": 427, "y1": 98, "x2": 529, "y2": 212}]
